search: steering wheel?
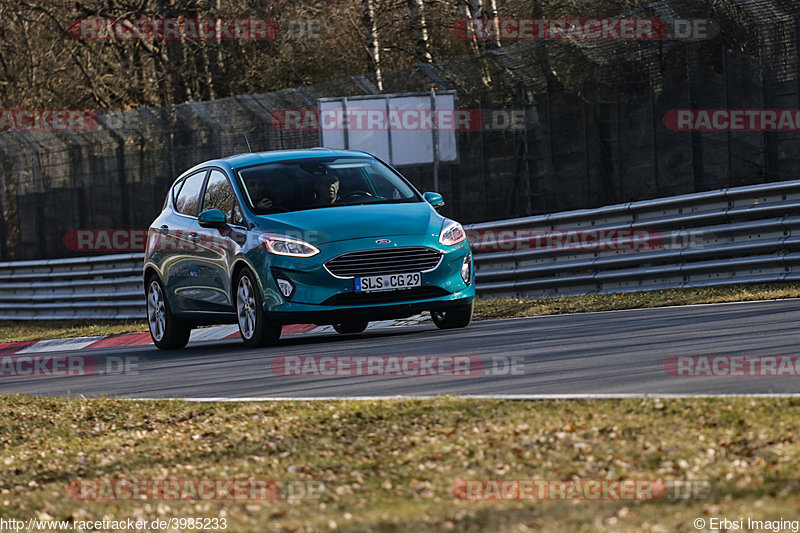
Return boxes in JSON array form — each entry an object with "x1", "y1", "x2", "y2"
[{"x1": 340, "y1": 190, "x2": 375, "y2": 201}]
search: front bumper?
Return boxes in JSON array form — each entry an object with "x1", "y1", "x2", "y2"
[
  {"x1": 252, "y1": 234, "x2": 474, "y2": 324},
  {"x1": 264, "y1": 288, "x2": 474, "y2": 325}
]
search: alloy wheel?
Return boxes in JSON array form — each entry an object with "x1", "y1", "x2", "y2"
[
  {"x1": 237, "y1": 275, "x2": 257, "y2": 340},
  {"x1": 147, "y1": 281, "x2": 166, "y2": 341}
]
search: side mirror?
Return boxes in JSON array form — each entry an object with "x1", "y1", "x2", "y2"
[
  {"x1": 424, "y1": 192, "x2": 444, "y2": 209},
  {"x1": 198, "y1": 209, "x2": 228, "y2": 228}
]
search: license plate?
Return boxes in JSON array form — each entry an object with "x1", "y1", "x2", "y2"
[{"x1": 355, "y1": 272, "x2": 421, "y2": 292}]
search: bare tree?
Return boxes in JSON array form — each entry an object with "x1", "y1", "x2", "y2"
[
  {"x1": 459, "y1": 0, "x2": 492, "y2": 85},
  {"x1": 0, "y1": 0, "x2": 659, "y2": 112},
  {"x1": 407, "y1": 0, "x2": 432, "y2": 63},
  {"x1": 460, "y1": 0, "x2": 484, "y2": 54},
  {"x1": 483, "y1": 0, "x2": 501, "y2": 49},
  {"x1": 532, "y1": 0, "x2": 560, "y2": 90},
  {"x1": 361, "y1": 0, "x2": 383, "y2": 91}
]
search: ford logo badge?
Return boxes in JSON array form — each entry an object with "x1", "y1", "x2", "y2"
[{"x1": 375, "y1": 239, "x2": 392, "y2": 244}]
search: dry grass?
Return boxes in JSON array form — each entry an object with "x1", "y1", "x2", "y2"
[{"x1": 1, "y1": 396, "x2": 798, "y2": 532}]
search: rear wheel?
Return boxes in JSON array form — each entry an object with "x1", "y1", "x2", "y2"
[
  {"x1": 333, "y1": 321, "x2": 369, "y2": 334},
  {"x1": 236, "y1": 268, "x2": 281, "y2": 347},
  {"x1": 431, "y1": 301, "x2": 473, "y2": 330},
  {"x1": 146, "y1": 275, "x2": 191, "y2": 350}
]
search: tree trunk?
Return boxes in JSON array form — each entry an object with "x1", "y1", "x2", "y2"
[
  {"x1": 361, "y1": 0, "x2": 383, "y2": 91},
  {"x1": 157, "y1": 0, "x2": 189, "y2": 103},
  {"x1": 407, "y1": 0, "x2": 432, "y2": 63},
  {"x1": 484, "y1": 0, "x2": 501, "y2": 49},
  {"x1": 465, "y1": 0, "x2": 485, "y2": 54},
  {"x1": 532, "y1": 0, "x2": 559, "y2": 91},
  {"x1": 198, "y1": 0, "x2": 223, "y2": 100},
  {"x1": 460, "y1": 0, "x2": 491, "y2": 86}
]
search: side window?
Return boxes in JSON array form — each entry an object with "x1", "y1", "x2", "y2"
[
  {"x1": 202, "y1": 170, "x2": 235, "y2": 215},
  {"x1": 174, "y1": 171, "x2": 207, "y2": 216},
  {"x1": 230, "y1": 202, "x2": 245, "y2": 226},
  {"x1": 202, "y1": 170, "x2": 245, "y2": 226},
  {"x1": 171, "y1": 180, "x2": 184, "y2": 206}
]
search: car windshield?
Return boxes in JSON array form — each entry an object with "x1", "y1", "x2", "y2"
[{"x1": 237, "y1": 157, "x2": 420, "y2": 214}]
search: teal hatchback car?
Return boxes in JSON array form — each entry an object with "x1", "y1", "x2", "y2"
[{"x1": 143, "y1": 149, "x2": 474, "y2": 349}]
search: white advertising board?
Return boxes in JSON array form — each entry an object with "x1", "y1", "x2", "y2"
[{"x1": 318, "y1": 92, "x2": 458, "y2": 166}]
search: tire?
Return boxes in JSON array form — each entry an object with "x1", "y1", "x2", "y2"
[
  {"x1": 235, "y1": 268, "x2": 281, "y2": 348},
  {"x1": 431, "y1": 301, "x2": 473, "y2": 330},
  {"x1": 333, "y1": 321, "x2": 369, "y2": 334},
  {"x1": 146, "y1": 275, "x2": 191, "y2": 350}
]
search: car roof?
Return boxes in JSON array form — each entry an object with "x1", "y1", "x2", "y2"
[{"x1": 182, "y1": 148, "x2": 375, "y2": 176}]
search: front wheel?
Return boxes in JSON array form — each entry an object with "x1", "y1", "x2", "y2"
[
  {"x1": 333, "y1": 321, "x2": 369, "y2": 334},
  {"x1": 431, "y1": 301, "x2": 473, "y2": 330},
  {"x1": 146, "y1": 276, "x2": 191, "y2": 350},
  {"x1": 236, "y1": 268, "x2": 281, "y2": 348}
]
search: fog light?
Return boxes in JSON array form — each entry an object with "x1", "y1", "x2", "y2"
[
  {"x1": 275, "y1": 277, "x2": 295, "y2": 299},
  {"x1": 461, "y1": 254, "x2": 472, "y2": 285}
]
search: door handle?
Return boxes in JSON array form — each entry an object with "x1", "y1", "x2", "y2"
[
  {"x1": 190, "y1": 233, "x2": 200, "y2": 242},
  {"x1": 159, "y1": 225, "x2": 169, "y2": 236}
]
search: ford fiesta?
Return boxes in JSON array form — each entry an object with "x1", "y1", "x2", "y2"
[{"x1": 143, "y1": 148, "x2": 475, "y2": 349}]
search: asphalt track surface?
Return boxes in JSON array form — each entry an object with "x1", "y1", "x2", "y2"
[{"x1": 2, "y1": 299, "x2": 800, "y2": 399}]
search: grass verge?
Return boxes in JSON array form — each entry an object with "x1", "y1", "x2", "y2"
[
  {"x1": 3, "y1": 283, "x2": 800, "y2": 343},
  {"x1": 1, "y1": 396, "x2": 798, "y2": 532},
  {"x1": 0, "y1": 320, "x2": 148, "y2": 344},
  {"x1": 473, "y1": 282, "x2": 800, "y2": 321}
]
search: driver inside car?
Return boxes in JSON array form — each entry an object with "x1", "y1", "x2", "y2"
[{"x1": 314, "y1": 174, "x2": 341, "y2": 206}]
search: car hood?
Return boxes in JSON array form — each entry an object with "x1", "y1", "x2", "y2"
[{"x1": 254, "y1": 202, "x2": 442, "y2": 245}]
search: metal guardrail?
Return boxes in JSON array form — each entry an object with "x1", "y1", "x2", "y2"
[
  {"x1": 0, "y1": 254, "x2": 144, "y2": 320},
  {"x1": 468, "y1": 179, "x2": 800, "y2": 298},
  {"x1": 3, "y1": 179, "x2": 800, "y2": 319}
]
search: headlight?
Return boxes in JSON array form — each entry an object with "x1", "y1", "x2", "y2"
[
  {"x1": 259, "y1": 234, "x2": 320, "y2": 257},
  {"x1": 439, "y1": 219, "x2": 466, "y2": 246}
]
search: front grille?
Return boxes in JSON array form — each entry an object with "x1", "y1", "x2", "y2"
[
  {"x1": 322, "y1": 286, "x2": 449, "y2": 306},
  {"x1": 325, "y1": 247, "x2": 442, "y2": 277}
]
